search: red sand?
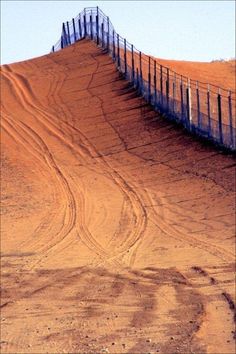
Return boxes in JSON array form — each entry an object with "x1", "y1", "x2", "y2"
[
  {"x1": 1, "y1": 39, "x2": 235, "y2": 353},
  {"x1": 155, "y1": 58, "x2": 235, "y2": 93}
]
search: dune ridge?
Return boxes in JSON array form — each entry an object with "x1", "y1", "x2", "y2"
[{"x1": 1, "y1": 39, "x2": 235, "y2": 353}]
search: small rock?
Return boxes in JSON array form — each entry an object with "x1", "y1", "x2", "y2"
[{"x1": 146, "y1": 338, "x2": 152, "y2": 343}]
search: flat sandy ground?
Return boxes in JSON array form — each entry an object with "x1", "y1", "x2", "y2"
[{"x1": 1, "y1": 39, "x2": 235, "y2": 353}]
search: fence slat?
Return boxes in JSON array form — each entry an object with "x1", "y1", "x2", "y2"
[
  {"x1": 148, "y1": 57, "x2": 151, "y2": 103},
  {"x1": 139, "y1": 51, "x2": 142, "y2": 91},
  {"x1": 160, "y1": 65, "x2": 163, "y2": 104},
  {"x1": 72, "y1": 18, "x2": 76, "y2": 42},
  {"x1": 173, "y1": 73, "x2": 176, "y2": 112},
  {"x1": 180, "y1": 78, "x2": 184, "y2": 121},
  {"x1": 166, "y1": 68, "x2": 169, "y2": 111},
  {"x1": 66, "y1": 21, "x2": 71, "y2": 45},
  {"x1": 207, "y1": 86, "x2": 211, "y2": 138},
  {"x1": 78, "y1": 16, "x2": 82, "y2": 38},
  {"x1": 154, "y1": 60, "x2": 157, "y2": 104},
  {"x1": 107, "y1": 17, "x2": 110, "y2": 51},
  {"x1": 124, "y1": 39, "x2": 127, "y2": 76},
  {"x1": 196, "y1": 83, "x2": 201, "y2": 129},
  {"x1": 217, "y1": 91, "x2": 223, "y2": 144},
  {"x1": 83, "y1": 14, "x2": 87, "y2": 37},
  {"x1": 96, "y1": 7, "x2": 99, "y2": 44},
  {"x1": 112, "y1": 30, "x2": 115, "y2": 60},
  {"x1": 62, "y1": 23, "x2": 67, "y2": 46},
  {"x1": 117, "y1": 34, "x2": 120, "y2": 67},
  {"x1": 228, "y1": 92, "x2": 234, "y2": 147},
  {"x1": 131, "y1": 44, "x2": 134, "y2": 82},
  {"x1": 90, "y1": 13, "x2": 93, "y2": 39},
  {"x1": 101, "y1": 22, "x2": 104, "y2": 47}
]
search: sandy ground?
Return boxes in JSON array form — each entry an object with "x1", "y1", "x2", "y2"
[
  {"x1": 155, "y1": 58, "x2": 235, "y2": 93},
  {"x1": 1, "y1": 39, "x2": 235, "y2": 353}
]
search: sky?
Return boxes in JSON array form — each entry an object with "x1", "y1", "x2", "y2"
[{"x1": 1, "y1": 0, "x2": 235, "y2": 65}]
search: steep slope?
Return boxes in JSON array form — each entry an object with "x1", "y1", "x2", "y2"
[{"x1": 1, "y1": 39, "x2": 235, "y2": 353}]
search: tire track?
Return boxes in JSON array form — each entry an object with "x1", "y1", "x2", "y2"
[
  {"x1": 144, "y1": 190, "x2": 234, "y2": 263},
  {"x1": 3, "y1": 59, "x2": 148, "y2": 268},
  {"x1": 1, "y1": 68, "x2": 122, "y2": 269}
]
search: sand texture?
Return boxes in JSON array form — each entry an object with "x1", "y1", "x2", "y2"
[{"x1": 1, "y1": 39, "x2": 235, "y2": 353}]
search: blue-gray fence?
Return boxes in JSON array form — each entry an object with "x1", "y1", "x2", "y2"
[{"x1": 51, "y1": 7, "x2": 236, "y2": 151}]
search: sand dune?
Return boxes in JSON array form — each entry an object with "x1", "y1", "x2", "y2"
[
  {"x1": 155, "y1": 58, "x2": 235, "y2": 93},
  {"x1": 1, "y1": 39, "x2": 235, "y2": 353}
]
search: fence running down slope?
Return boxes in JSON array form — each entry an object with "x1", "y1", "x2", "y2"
[{"x1": 51, "y1": 7, "x2": 236, "y2": 151}]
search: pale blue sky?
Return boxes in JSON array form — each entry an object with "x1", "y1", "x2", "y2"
[{"x1": 1, "y1": 0, "x2": 235, "y2": 65}]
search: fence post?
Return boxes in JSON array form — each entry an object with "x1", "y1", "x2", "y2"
[
  {"x1": 139, "y1": 51, "x2": 142, "y2": 92},
  {"x1": 117, "y1": 34, "x2": 120, "y2": 67},
  {"x1": 228, "y1": 91, "x2": 234, "y2": 147},
  {"x1": 131, "y1": 44, "x2": 134, "y2": 83},
  {"x1": 60, "y1": 36, "x2": 63, "y2": 49},
  {"x1": 154, "y1": 60, "x2": 157, "y2": 105},
  {"x1": 96, "y1": 6, "x2": 99, "y2": 45},
  {"x1": 136, "y1": 68, "x2": 139, "y2": 91},
  {"x1": 188, "y1": 78, "x2": 192, "y2": 129},
  {"x1": 207, "y1": 85, "x2": 211, "y2": 138},
  {"x1": 148, "y1": 57, "x2": 151, "y2": 103},
  {"x1": 112, "y1": 30, "x2": 115, "y2": 60},
  {"x1": 166, "y1": 68, "x2": 169, "y2": 111},
  {"x1": 160, "y1": 65, "x2": 163, "y2": 105},
  {"x1": 72, "y1": 18, "x2": 76, "y2": 42},
  {"x1": 172, "y1": 73, "x2": 176, "y2": 113},
  {"x1": 90, "y1": 12, "x2": 93, "y2": 39},
  {"x1": 107, "y1": 17, "x2": 110, "y2": 51},
  {"x1": 66, "y1": 21, "x2": 71, "y2": 45},
  {"x1": 62, "y1": 23, "x2": 67, "y2": 46},
  {"x1": 185, "y1": 79, "x2": 192, "y2": 129},
  {"x1": 196, "y1": 82, "x2": 201, "y2": 129},
  {"x1": 180, "y1": 77, "x2": 184, "y2": 121},
  {"x1": 124, "y1": 39, "x2": 127, "y2": 77},
  {"x1": 217, "y1": 89, "x2": 223, "y2": 145},
  {"x1": 78, "y1": 14, "x2": 82, "y2": 38},
  {"x1": 101, "y1": 22, "x2": 104, "y2": 47},
  {"x1": 52, "y1": 45, "x2": 55, "y2": 52},
  {"x1": 83, "y1": 13, "x2": 87, "y2": 37}
]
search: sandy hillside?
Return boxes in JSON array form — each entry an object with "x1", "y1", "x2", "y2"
[
  {"x1": 1, "y1": 39, "x2": 235, "y2": 353},
  {"x1": 155, "y1": 58, "x2": 236, "y2": 93}
]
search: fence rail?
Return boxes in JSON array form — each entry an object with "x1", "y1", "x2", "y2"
[{"x1": 51, "y1": 7, "x2": 236, "y2": 151}]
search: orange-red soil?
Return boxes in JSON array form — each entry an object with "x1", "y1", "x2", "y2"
[
  {"x1": 156, "y1": 58, "x2": 235, "y2": 93},
  {"x1": 1, "y1": 39, "x2": 235, "y2": 353}
]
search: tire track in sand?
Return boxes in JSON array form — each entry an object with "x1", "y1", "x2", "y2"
[
  {"x1": 2, "y1": 62, "x2": 147, "y2": 269},
  {"x1": 1, "y1": 68, "x2": 122, "y2": 269},
  {"x1": 144, "y1": 190, "x2": 234, "y2": 263}
]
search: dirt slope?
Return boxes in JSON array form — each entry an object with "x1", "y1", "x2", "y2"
[
  {"x1": 155, "y1": 58, "x2": 235, "y2": 92},
  {"x1": 1, "y1": 39, "x2": 235, "y2": 353}
]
